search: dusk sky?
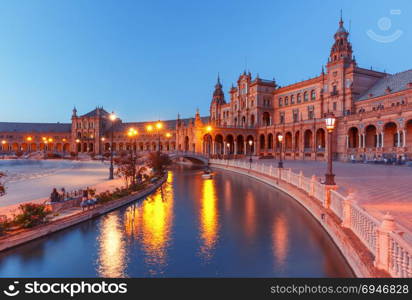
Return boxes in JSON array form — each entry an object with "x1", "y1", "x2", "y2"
[{"x1": 0, "y1": 0, "x2": 411, "y2": 123}]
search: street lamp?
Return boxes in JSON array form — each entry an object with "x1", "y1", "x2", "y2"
[
  {"x1": 1, "y1": 140, "x2": 6, "y2": 153},
  {"x1": 127, "y1": 127, "x2": 138, "y2": 185},
  {"x1": 226, "y1": 142, "x2": 230, "y2": 166},
  {"x1": 147, "y1": 121, "x2": 163, "y2": 153},
  {"x1": 165, "y1": 132, "x2": 172, "y2": 152},
  {"x1": 75, "y1": 139, "x2": 80, "y2": 160},
  {"x1": 26, "y1": 137, "x2": 32, "y2": 152},
  {"x1": 205, "y1": 126, "x2": 213, "y2": 156},
  {"x1": 127, "y1": 128, "x2": 138, "y2": 154},
  {"x1": 277, "y1": 134, "x2": 284, "y2": 169},
  {"x1": 248, "y1": 139, "x2": 253, "y2": 169},
  {"x1": 156, "y1": 121, "x2": 162, "y2": 152},
  {"x1": 109, "y1": 112, "x2": 117, "y2": 180},
  {"x1": 100, "y1": 137, "x2": 105, "y2": 156},
  {"x1": 325, "y1": 112, "x2": 336, "y2": 185}
]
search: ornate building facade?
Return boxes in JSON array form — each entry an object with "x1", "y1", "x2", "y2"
[
  {"x1": 1, "y1": 17, "x2": 412, "y2": 162},
  {"x1": 181, "y1": 17, "x2": 412, "y2": 162},
  {"x1": 0, "y1": 107, "x2": 179, "y2": 155}
]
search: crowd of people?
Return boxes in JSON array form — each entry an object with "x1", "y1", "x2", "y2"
[{"x1": 50, "y1": 187, "x2": 97, "y2": 210}]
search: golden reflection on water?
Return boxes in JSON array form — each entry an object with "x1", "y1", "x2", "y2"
[
  {"x1": 199, "y1": 178, "x2": 219, "y2": 262},
  {"x1": 97, "y1": 213, "x2": 127, "y2": 277},
  {"x1": 244, "y1": 190, "x2": 256, "y2": 237},
  {"x1": 98, "y1": 172, "x2": 174, "y2": 276},
  {"x1": 272, "y1": 215, "x2": 289, "y2": 269}
]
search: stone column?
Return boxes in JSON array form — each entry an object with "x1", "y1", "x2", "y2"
[
  {"x1": 212, "y1": 141, "x2": 215, "y2": 155},
  {"x1": 341, "y1": 193, "x2": 355, "y2": 228},
  {"x1": 346, "y1": 135, "x2": 349, "y2": 148},
  {"x1": 381, "y1": 132, "x2": 384, "y2": 148},
  {"x1": 358, "y1": 134, "x2": 362, "y2": 148},
  {"x1": 234, "y1": 142, "x2": 237, "y2": 155},
  {"x1": 362, "y1": 134, "x2": 366, "y2": 148},
  {"x1": 324, "y1": 185, "x2": 339, "y2": 210},
  {"x1": 403, "y1": 130, "x2": 406, "y2": 147},
  {"x1": 375, "y1": 213, "x2": 396, "y2": 272},
  {"x1": 244, "y1": 141, "x2": 247, "y2": 155}
]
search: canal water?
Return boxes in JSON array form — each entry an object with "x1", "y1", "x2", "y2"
[{"x1": 0, "y1": 165, "x2": 353, "y2": 277}]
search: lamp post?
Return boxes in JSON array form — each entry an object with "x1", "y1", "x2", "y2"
[
  {"x1": 165, "y1": 132, "x2": 172, "y2": 152},
  {"x1": 146, "y1": 121, "x2": 163, "y2": 153},
  {"x1": 155, "y1": 121, "x2": 162, "y2": 153},
  {"x1": 1, "y1": 140, "x2": 6, "y2": 153},
  {"x1": 75, "y1": 139, "x2": 80, "y2": 160},
  {"x1": 205, "y1": 125, "x2": 212, "y2": 157},
  {"x1": 226, "y1": 142, "x2": 231, "y2": 166},
  {"x1": 109, "y1": 112, "x2": 117, "y2": 180},
  {"x1": 248, "y1": 139, "x2": 253, "y2": 169},
  {"x1": 100, "y1": 137, "x2": 105, "y2": 156},
  {"x1": 277, "y1": 134, "x2": 284, "y2": 169},
  {"x1": 325, "y1": 112, "x2": 336, "y2": 185},
  {"x1": 127, "y1": 128, "x2": 138, "y2": 185}
]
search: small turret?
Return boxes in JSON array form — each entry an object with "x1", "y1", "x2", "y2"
[
  {"x1": 328, "y1": 12, "x2": 354, "y2": 64},
  {"x1": 72, "y1": 106, "x2": 77, "y2": 118},
  {"x1": 211, "y1": 74, "x2": 226, "y2": 105}
]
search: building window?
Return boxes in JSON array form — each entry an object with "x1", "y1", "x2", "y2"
[
  {"x1": 280, "y1": 112, "x2": 285, "y2": 124},
  {"x1": 293, "y1": 109, "x2": 299, "y2": 122},
  {"x1": 304, "y1": 92, "x2": 308, "y2": 102},
  {"x1": 311, "y1": 90, "x2": 316, "y2": 100},
  {"x1": 308, "y1": 106, "x2": 314, "y2": 120},
  {"x1": 333, "y1": 102, "x2": 337, "y2": 110},
  {"x1": 285, "y1": 96, "x2": 288, "y2": 106},
  {"x1": 290, "y1": 95, "x2": 294, "y2": 104},
  {"x1": 297, "y1": 93, "x2": 301, "y2": 103},
  {"x1": 279, "y1": 97, "x2": 283, "y2": 107}
]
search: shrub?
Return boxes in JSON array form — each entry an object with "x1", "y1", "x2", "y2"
[
  {"x1": 47, "y1": 153, "x2": 62, "y2": 159},
  {"x1": 147, "y1": 152, "x2": 171, "y2": 174},
  {"x1": 13, "y1": 203, "x2": 51, "y2": 228},
  {"x1": 0, "y1": 218, "x2": 10, "y2": 236},
  {"x1": 15, "y1": 151, "x2": 23, "y2": 157},
  {"x1": 0, "y1": 172, "x2": 5, "y2": 197},
  {"x1": 96, "y1": 191, "x2": 114, "y2": 204}
]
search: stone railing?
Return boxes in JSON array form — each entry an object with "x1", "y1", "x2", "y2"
[{"x1": 209, "y1": 158, "x2": 412, "y2": 278}]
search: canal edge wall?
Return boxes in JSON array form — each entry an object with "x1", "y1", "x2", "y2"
[
  {"x1": 0, "y1": 174, "x2": 168, "y2": 252},
  {"x1": 210, "y1": 163, "x2": 380, "y2": 278}
]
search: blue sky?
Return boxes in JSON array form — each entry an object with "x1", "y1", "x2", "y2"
[{"x1": 0, "y1": 0, "x2": 411, "y2": 123}]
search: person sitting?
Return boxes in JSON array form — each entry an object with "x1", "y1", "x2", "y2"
[
  {"x1": 60, "y1": 188, "x2": 66, "y2": 201},
  {"x1": 50, "y1": 188, "x2": 60, "y2": 203},
  {"x1": 82, "y1": 188, "x2": 89, "y2": 201}
]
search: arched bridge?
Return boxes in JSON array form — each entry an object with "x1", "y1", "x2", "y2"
[{"x1": 168, "y1": 151, "x2": 209, "y2": 165}]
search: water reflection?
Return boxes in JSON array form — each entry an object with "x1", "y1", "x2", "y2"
[
  {"x1": 121, "y1": 172, "x2": 174, "y2": 276},
  {"x1": 198, "y1": 178, "x2": 219, "y2": 263},
  {"x1": 272, "y1": 215, "x2": 289, "y2": 270},
  {"x1": 96, "y1": 213, "x2": 126, "y2": 277},
  {"x1": 1, "y1": 167, "x2": 353, "y2": 278},
  {"x1": 244, "y1": 190, "x2": 256, "y2": 238}
]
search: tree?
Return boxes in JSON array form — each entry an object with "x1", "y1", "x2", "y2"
[
  {"x1": 115, "y1": 152, "x2": 140, "y2": 187},
  {"x1": 147, "y1": 152, "x2": 171, "y2": 174},
  {"x1": 0, "y1": 172, "x2": 5, "y2": 197},
  {"x1": 13, "y1": 203, "x2": 51, "y2": 228}
]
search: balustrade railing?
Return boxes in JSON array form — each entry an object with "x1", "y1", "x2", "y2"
[{"x1": 209, "y1": 158, "x2": 412, "y2": 278}]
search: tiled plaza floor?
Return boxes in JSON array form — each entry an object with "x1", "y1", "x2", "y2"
[{"x1": 246, "y1": 158, "x2": 412, "y2": 233}]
